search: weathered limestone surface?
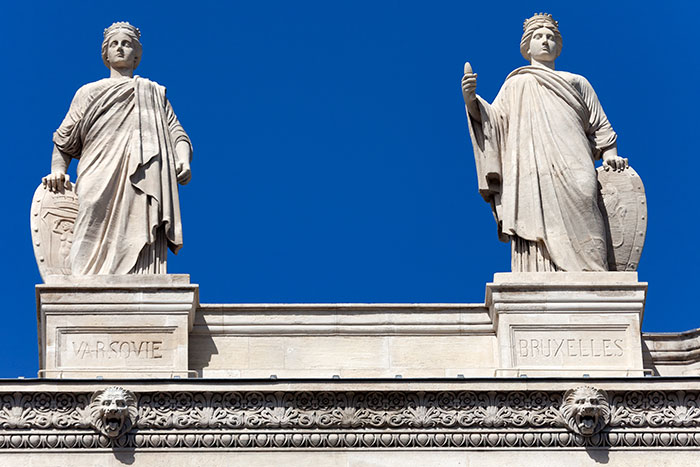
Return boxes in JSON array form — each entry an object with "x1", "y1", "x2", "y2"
[
  {"x1": 38, "y1": 272, "x2": 700, "y2": 379},
  {"x1": 189, "y1": 303, "x2": 495, "y2": 378},
  {"x1": 643, "y1": 328, "x2": 700, "y2": 376},
  {"x1": 488, "y1": 272, "x2": 646, "y2": 376},
  {"x1": 37, "y1": 275, "x2": 198, "y2": 378}
]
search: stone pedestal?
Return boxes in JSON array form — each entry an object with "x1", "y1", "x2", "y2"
[
  {"x1": 487, "y1": 272, "x2": 647, "y2": 377},
  {"x1": 36, "y1": 274, "x2": 198, "y2": 378}
]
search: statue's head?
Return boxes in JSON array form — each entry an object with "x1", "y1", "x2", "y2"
[
  {"x1": 560, "y1": 386, "x2": 611, "y2": 436},
  {"x1": 520, "y1": 13, "x2": 562, "y2": 62},
  {"x1": 89, "y1": 386, "x2": 138, "y2": 439},
  {"x1": 101, "y1": 22, "x2": 142, "y2": 71}
]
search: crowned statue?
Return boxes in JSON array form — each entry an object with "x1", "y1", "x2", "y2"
[
  {"x1": 461, "y1": 13, "x2": 644, "y2": 272},
  {"x1": 40, "y1": 22, "x2": 192, "y2": 276}
]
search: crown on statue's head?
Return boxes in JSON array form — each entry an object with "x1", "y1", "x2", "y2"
[
  {"x1": 103, "y1": 21, "x2": 141, "y2": 39},
  {"x1": 523, "y1": 13, "x2": 558, "y2": 32}
]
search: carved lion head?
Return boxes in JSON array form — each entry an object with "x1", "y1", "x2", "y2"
[
  {"x1": 89, "y1": 386, "x2": 138, "y2": 438},
  {"x1": 561, "y1": 386, "x2": 610, "y2": 436}
]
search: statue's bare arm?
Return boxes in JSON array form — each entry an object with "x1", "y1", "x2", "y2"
[
  {"x1": 461, "y1": 62, "x2": 481, "y2": 122},
  {"x1": 42, "y1": 145, "x2": 72, "y2": 192}
]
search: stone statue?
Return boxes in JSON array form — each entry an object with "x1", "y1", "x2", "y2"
[
  {"x1": 462, "y1": 13, "x2": 631, "y2": 272},
  {"x1": 41, "y1": 22, "x2": 192, "y2": 275}
]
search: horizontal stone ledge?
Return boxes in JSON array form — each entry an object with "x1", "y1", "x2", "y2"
[
  {"x1": 491, "y1": 271, "x2": 643, "y2": 284},
  {"x1": 1, "y1": 377, "x2": 699, "y2": 392},
  {"x1": 197, "y1": 305, "x2": 489, "y2": 323},
  {"x1": 489, "y1": 291, "x2": 646, "y2": 300},
  {"x1": 488, "y1": 285, "x2": 647, "y2": 291},
  {"x1": 192, "y1": 324, "x2": 496, "y2": 336},
  {"x1": 194, "y1": 304, "x2": 494, "y2": 335},
  {"x1": 644, "y1": 349, "x2": 700, "y2": 363},
  {"x1": 40, "y1": 304, "x2": 196, "y2": 313},
  {"x1": 644, "y1": 328, "x2": 700, "y2": 339},
  {"x1": 488, "y1": 293, "x2": 647, "y2": 302},
  {"x1": 492, "y1": 302, "x2": 644, "y2": 312},
  {"x1": 42, "y1": 274, "x2": 193, "y2": 286},
  {"x1": 199, "y1": 303, "x2": 488, "y2": 312},
  {"x1": 644, "y1": 330, "x2": 700, "y2": 352},
  {"x1": 197, "y1": 314, "x2": 493, "y2": 325}
]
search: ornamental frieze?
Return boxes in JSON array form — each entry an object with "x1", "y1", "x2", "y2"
[{"x1": 0, "y1": 387, "x2": 698, "y2": 450}]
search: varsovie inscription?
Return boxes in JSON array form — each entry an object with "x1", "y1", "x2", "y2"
[
  {"x1": 72, "y1": 340, "x2": 164, "y2": 360},
  {"x1": 58, "y1": 331, "x2": 174, "y2": 368}
]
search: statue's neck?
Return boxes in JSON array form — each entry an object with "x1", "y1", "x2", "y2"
[
  {"x1": 109, "y1": 67, "x2": 134, "y2": 79},
  {"x1": 530, "y1": 59, "x2": 555, "y2": 70}
]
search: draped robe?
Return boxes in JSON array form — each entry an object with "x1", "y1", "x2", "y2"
[
  {"x1": 467, "y1": 66, "x2": 617, "y2": 271},
  {"x1": 53, "y1": 77, "x2": 191, "y2": 275}
]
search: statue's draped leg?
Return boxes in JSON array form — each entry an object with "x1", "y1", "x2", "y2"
[
  {"x1": 130, "y1": 227, "x2": 168, "y2": 274},
  {"x1": 511, "y1": 236, "x2": 559, "y2": 272}
]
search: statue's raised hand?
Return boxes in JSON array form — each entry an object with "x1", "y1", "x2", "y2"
[
  {"x1": 462, "y1": 62, "x2": 477, "y2": 105},
  {"x1": 462, "y1": 62, "x2": 481, "y2": 121},
  {"x1": 42, "y1": 172, "x2": 71, "y2": 193}
]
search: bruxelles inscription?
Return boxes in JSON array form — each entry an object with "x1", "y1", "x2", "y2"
[
  {"x1": 518, "y1": 338, "x2": 624, "y2": 358},
  {"x1": 512, "y1": 328, "x2": 629, "y2": 366},
  {"x1": 72, "y1": 340, "x2": 163, "y2": 360}
]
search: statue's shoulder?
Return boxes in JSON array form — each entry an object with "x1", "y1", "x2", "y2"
[
  {"x1": 555, "y1": 70, "x2": 593, "y2": 89},
  {"x1": 72, "y1": 78, "x2": 113, "y2": 101},
  {"x1": 135, "y1": 76, "x2": 166, "y2": 91},
  {"x1": 76, "y1": 78, "x2": 112, "y2": 94}
]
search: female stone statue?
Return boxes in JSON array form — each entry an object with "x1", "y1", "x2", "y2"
[
  {"x1": 461, "y1": 13, "x2": 628, "y2": 272},
  {"x1": 43, "y1": 22, "x2": 192, "y2": 275}
]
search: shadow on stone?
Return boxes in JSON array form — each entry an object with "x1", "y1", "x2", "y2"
[
  {"x1": 585, "y1": 447, "x2": 609, "y2": 464},
  {"x1": 641, "y1": 339, "x2": 658, "y2": 376},
  {"x1": 188, "y1": 333, "x2": 219, "y2": 377},
  {"x1": 113, "y1": 447, "x2": 135, "y2": 465}
]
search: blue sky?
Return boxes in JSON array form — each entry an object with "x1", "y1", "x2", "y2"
[{"x1": 1, "y1": 1, "x2": 697, "y2": 377}]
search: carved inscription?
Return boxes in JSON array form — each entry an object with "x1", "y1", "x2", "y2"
[
  {"x1": 58, "y1": 330, "x2": 174, "y2": 368},
  {"x1": 512, "y1": 328, "x2": 629, "y2": 367},
  {"x1": 518, "y1": 338, "x2": 624, "y2": 358},
  {"x1": 71, "y1": 340, "x2": 163, "y2": 360}
]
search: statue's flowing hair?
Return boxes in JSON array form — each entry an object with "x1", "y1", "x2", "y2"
[
  {"x1": 519, "y1": 13, "x2": 562, "y2": 61},
  {"x1": 101, "y1": 21, "x2": 143, "y2": 69}
]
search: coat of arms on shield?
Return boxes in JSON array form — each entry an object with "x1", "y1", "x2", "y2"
[
  {"x1": 30, "y1": 183, "x2": 79, "y2": 280},
  {"x1": 597, "y1": 165, "x2": 647, "y2": 271}
]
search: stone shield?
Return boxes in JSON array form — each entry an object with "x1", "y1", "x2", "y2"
[
  {"x1": 30, "y1": 183, "x2": 79, "y2": 280},
  {"x1": 596, "y1": 165, "x2": 647, "y2": 271}
]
